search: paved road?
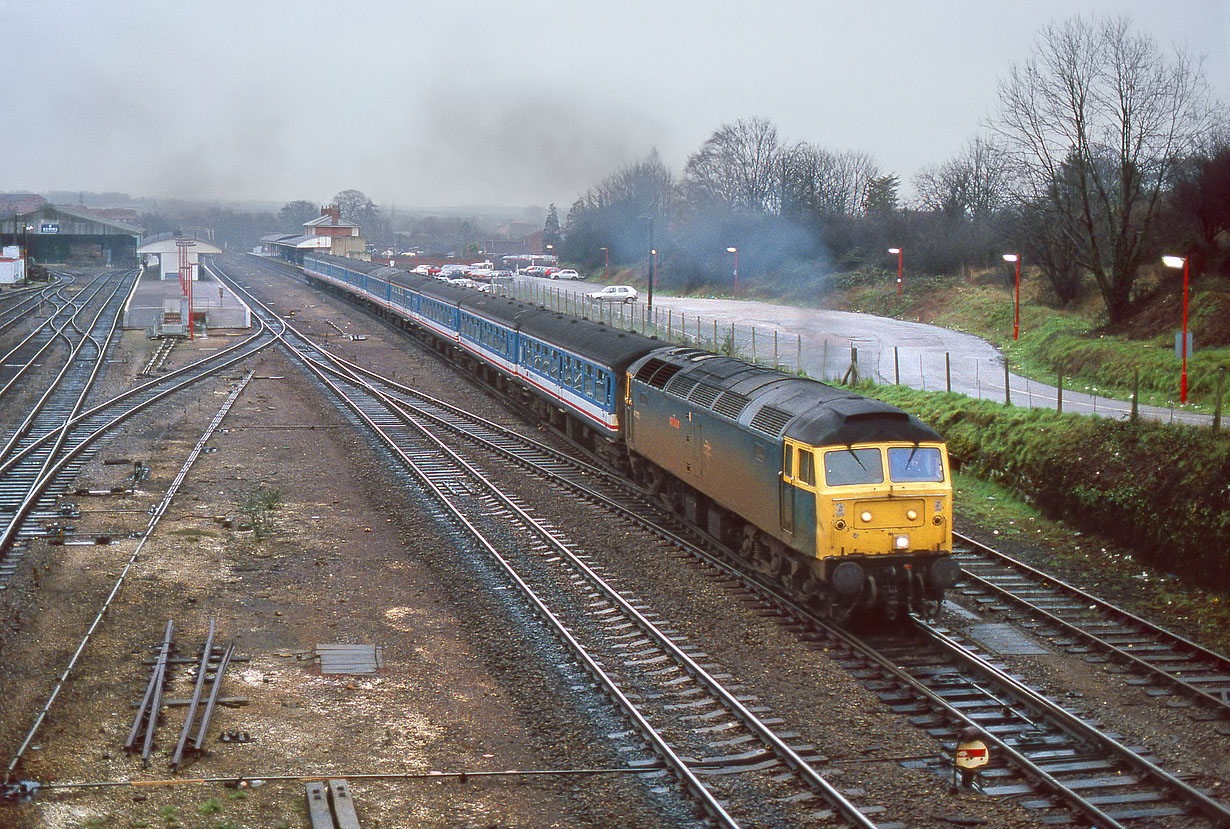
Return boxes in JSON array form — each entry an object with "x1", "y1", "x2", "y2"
[{"x1": 509, "y1": 278, "x2": 1210, "y2": 428}]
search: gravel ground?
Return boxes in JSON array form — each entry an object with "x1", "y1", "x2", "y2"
[{"x1": 0, "y1": 260, "x2": 1225, "y2": 828}]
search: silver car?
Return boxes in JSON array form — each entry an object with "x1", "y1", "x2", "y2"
[{"x1": 587, "y1": 285, "x2": 638, "y2": 303}]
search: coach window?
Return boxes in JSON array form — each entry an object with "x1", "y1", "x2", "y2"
[{"x1": 783, "y1": 445, "x2": 794, "y2": 480}]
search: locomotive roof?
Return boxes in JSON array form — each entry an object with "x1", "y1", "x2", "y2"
[{"x1": 628, "y1": 347, "x2": 942, "y2": 446}]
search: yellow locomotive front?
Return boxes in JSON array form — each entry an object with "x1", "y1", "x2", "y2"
[{"x1": 785, "y1": 437, "x2": 957, "y2": 618}]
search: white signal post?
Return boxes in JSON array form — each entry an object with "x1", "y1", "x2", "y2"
[
  {"x1": 887, "y1": 248, "x2": 902, "y2": 296},
  {"x1": 726, "y1": 246, "x2": 738, "y2": 295}
]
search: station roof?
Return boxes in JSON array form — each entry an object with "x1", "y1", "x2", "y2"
[
  {"x1": 304, "y1": 214, "x2": 359, "y2": 229},
  {"x1": 273, "y1": 234, "x2": 331, "y2": 249},
  {"x1": 137, "y1": 234, "x2": 223, "y2": 255},
  {"x1": 2, "y1": 202, "x2": 144, "y2": 237}
]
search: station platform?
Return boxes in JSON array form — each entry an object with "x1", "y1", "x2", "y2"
[{"x1": 122, "y1": 267, "x2": 250, "y2": 334}]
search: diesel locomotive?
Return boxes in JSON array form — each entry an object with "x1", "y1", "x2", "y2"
[{"x1": 287, "y1": 252, "x2": 957, "y2": 619}]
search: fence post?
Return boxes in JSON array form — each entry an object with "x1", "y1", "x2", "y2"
[
  {"x1": 729, "y1": 322, "x2": 735, "y2": 357},
  {"x1": 894, "y1": 346, "x2": 900, "y2": 385},
  {"x1": 751, "y1": 326, "x2": 756, "y2": 363},
  {"x1": 1056, "y1": 370, "x2": 1063, "y2": 413},
  {"x1": 796, "y1": 334, "x2": 801, "y2": 374},
  {"x1": 1214, "y1": 368, "x2": 1225, "y2": 433},
  {"x1": 823, "y1": 340, "x2": 829, "y2": 382},
  {"x1": 667, "y1": 310, "x2": 673, "y2": 341},
  {"x1": 1131, "y1": 370, "x2": 1139, "y2": 421},
  {"x1": 1004, "y1": 360, "x2": 1011, "y2": 406},
  {"x1": 841, "y1": 346, "x2": 860, "y2": 384},
  {"x1": 945, "y1": 352, "x2": 951, "y2": 393}
]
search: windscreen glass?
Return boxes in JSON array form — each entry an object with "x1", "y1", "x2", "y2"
[
  {"x1": 888, "y1": 447, "x2": 944, "y2": 482},
  {"x1": 823, "y1": 448, "x2": 884, "y2": 486}
]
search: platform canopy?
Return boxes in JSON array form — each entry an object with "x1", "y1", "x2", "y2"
[{"x1": 138, "y1": 233, "x2": 223, "y2": 280}]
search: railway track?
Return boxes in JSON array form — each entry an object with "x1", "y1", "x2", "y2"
[
  {"x1": 0, "y1": 275, "x2": 68, "y2": 338},
  {"x1": 0, "y1": 277, "x2": 278, "y2": 582},
  {"x1": 950, "y1": 531, "x2": 1230, "y2": 720},
  {"x1": 215, "y1": 263, "x2": 894, "y2": 828},
  {"x1": 227, "y1": 257, "x2": 1230, "y2": 826}
]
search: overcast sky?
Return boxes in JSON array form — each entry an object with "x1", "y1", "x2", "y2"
[{"x1": 2, "y1": 0, "x2": 1226, "y2": 213}]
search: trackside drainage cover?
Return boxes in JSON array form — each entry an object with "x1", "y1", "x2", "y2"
[
  {"x1": 966, "y1": 623, "x2": 1047, "y2": 655},
  {"x1": 315, "y1": 644, "x2": 384, "y2": 675}
]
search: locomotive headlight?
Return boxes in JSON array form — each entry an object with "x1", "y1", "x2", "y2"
[
  {"x1": 894, "y1": 534, "x2": 910, "y2": 550},
  {"x1": 906, "y1": 509, "x2": 918, "y2": 521},
  {"x1": 860, "y1": 511, "x2": 873, "y2": 523}
]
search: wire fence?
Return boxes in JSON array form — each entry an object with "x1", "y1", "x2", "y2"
[{"x1": 494, "y1": 278, "x2": 1223, "y2": 429}]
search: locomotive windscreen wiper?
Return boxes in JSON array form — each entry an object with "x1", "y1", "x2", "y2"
[{"x1": 846, "y1": 447, "x2": 868, "y2": 470}]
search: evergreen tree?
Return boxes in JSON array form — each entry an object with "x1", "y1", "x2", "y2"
[{"x1": 543, "y1": 204, "x2": 562, "y2": 254}]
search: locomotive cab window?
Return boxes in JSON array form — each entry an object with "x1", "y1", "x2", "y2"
[
  {"x1": 824, "y1": 448, "x2": 885, "y2": 486},
  {"x1": 797, "y1": 450, "x2": 816, "y2": 486},
  {"x1": 888, "y1": 446, "x2": 944, "y2": 482}
]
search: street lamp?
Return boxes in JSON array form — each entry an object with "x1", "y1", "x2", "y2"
[
  {"x1": 1162, "y1": 254, "x2": 1189, "y2": 403},
  {"x1": 887, "y1": 247, "x2": 902, "y2": 296},
  {"x1": 726, "y1": 246, "x2": 738, "y2": 295},
  {"x1": 599, "y1": 246, "x2": 609, "y2": 279},
  {"x1": 21, "y1": 223, "x2": 33, "y2": 285},
  {"x1": 1003, "y1": 254, "x2": 1021, "y2": 340},
  {"x1": 545, "y1": 243, "x2": 554, "y2": 262}
]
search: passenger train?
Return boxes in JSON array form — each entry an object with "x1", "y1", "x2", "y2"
[{"x1": 288, "y1": 252, "x2": 958, "y2": 620}]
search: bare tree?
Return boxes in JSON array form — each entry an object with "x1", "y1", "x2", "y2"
[
  {"x1": 333, "y1": 189, "x2": 379, "y2": 229},
  {"x1": 278, "y1": 199, "x2": 319, "y2": 229},
  {"x1": 774, "y1": 143, "x2": 879, "y2": 218},
  {"x1": 993, "y1": 15, "x2": 1219, "y2": 324},
  {"x1": 914, "y1": 137, "x2": 1011, "y2": 220},
  {"x1": 683, "y1": 118, "x2": 781, "y2": 212}
]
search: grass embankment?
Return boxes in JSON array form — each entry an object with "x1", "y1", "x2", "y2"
[{"x1": 839, "y1": 270, "x2": 1230, "y2": 411}]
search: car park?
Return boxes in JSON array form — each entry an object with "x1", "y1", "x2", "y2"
[
  {"x1": 587, "y1": 285, "x2": 638, "y2": 303},
  {"x1": 551, "y1": 268, "x2": 582, "y2": 280}
]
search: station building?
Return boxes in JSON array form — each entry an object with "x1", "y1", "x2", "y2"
[
  {"x1": 259, "y1": 204, "x2": 367, "y2": 265},
  {"x1": 0, "y1": 195, "x2": 143, "y2": 277}
]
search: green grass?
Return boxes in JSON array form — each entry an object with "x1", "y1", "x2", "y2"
[{"x1": 840, "y1": 272, "x2": 1230, "y2": 412}]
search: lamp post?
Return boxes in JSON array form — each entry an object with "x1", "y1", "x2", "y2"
[
  {"x1": 887, "y1": 247, "x2": 902, "y2": 296},
  {"x1": 545, "y1": 243, "x2": 554, "y2": 263},
  {"x1": 21, "y1": 223, "x2": 32, "y2": 285},
  {"x1": 1003, "y1": 254, "x2": 1021, "y2": 340},
  {"x1": 726, "y1": 246, "x2": 738, "y2": 295},
  {"x1": 600, "y1": 246, "x2": 609, "y2": 279},
  {"x1": 1162, "y1": 254, "x2": 1189, "y2": 403}
]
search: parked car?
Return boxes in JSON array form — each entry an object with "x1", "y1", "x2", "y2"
[
  {"x1": 551, "y1": 268, "x2": 582, "y2": 280},
  {"x1": 524, "y1": 265, "x2": 550, "y2": 277},
  {"x1": 587, "y1": 285, "x2": 638, "y2": 303}
]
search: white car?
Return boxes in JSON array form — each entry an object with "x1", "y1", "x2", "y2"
[
  {"x1": 587, "y1": 285, "x2": 638, "y2": 303},
  {"x1": 551, "y1": 268, "x2": 582, "y2": 280}
]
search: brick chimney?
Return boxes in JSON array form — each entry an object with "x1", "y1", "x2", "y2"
[{"x1": 321, "y1": 204, "x2": 340, "y2": 224}]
